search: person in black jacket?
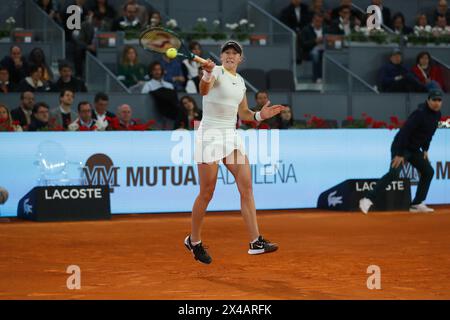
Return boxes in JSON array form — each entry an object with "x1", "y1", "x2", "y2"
[
  {"x1": 359, "y1": 90, "x2": 444, "y2": 214},
  {"x1": 280, "y1": 0, "x2": 311, "y2": 32},
  {"x1": 0, "y1": 65, "x2": 16, "y2": 93},
  {"x1": 392, "y1": 12, "x2": 413, "y2": 35},
  {"x1": 174, "y1": 95, "x2": 202, "y2": 130},
  {"x1": 16, "y1": 64, "x2": 53, "y2": 92},
  {"x1": 0, "y1": 46, "x2": 28, "y2": 85},
  {"x1": 92, "y1": 92, "x2": 116, "y2": 122},
  {"x1": 280, "y1": 0, "x2": 311, "y2": 63},
  {"x1": 329, "y1": 5, "x2": 358, "y2": 36},
  {"x1": 331, "y1": 0, "x2": 363, "y2": 23},
  {"x1": 10, "y1": 91, "x2": 35, "y2": 129},
  {"x1": 52, "y1": 62, "x2": 87, "y2": 92},
  {"x1": 28, "y1": 102, "x2": 51, "y2": 131},
  {"x1": 301, "y1": 13, "x2": 328, "y2": 82},
  {"x1": 378, "y1": 49, "x2": 426, "y2": 93}
]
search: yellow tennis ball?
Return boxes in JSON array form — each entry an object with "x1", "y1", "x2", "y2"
[{"x1": 166, "y1": 48, "x2": 178, "y2": 59}]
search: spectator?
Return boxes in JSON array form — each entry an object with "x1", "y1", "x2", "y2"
[
  {"x1": 280, "y1": 0, "x2": 311, "y2": 32},
  {"x1": 68, "y1": 101, "x2": 99, "y2": 131},
  {"x1": 370, "y1": 0, "x2": 391, "y2": 29},
  {"x1": 252, "y1": 91, "x2": 279, "y2": 129},
  {"x1": 329, "y1": 5, "x2": 358, "y2": 36},
  {"x1": 16, "y1": 64, "x2": 52, "y2": 92},
  {"x1": 72, "y1": 11, "x2": 109, "y2": 77},
  {"x1": 378, "y1": 49, "x2": 426, "y2": 93},
  {"x1": 92, "y1": 92, "x2": 116, "y2": 122},
  {"x1": 280, "y1": 0, "x2": 310, "y2": 63},
  {"x1": 174, "y1": 95, "x2": 202, "y2": 130},
  {"x1": 309, "y1": 0, "x2": 331, "y2": 25},
  {"x1": 277, "y1": 105, "x2": 295, "y2": 129},
  {"x1": 148, "y1": 11, "x2": 162, "y2": 28},
  {"x1": 331, "y1": 0, "x2": 362, "y2": 24},
  {"x1": 112, "y1": 3, "x2": 141, "y2": 33},
  {"x1": 0, "y1": 65, "x2": 16, "y2": 93},
  {"x1": 142, "y1": 62, "x2": 179, "y2": 123},
  {"x1": 415, "y1": 13, "x2": 430, "y2": 29},
  {"x1": 36, "y1": 0, "x2": 57, "y2": 20},
  {"x1": 301, "y1": 13, "x2": 327, "y2": 83},
  {"x1": 52, "y1": 62, "x2": 87, "y2": 93},
  {"x1": 392, "y1": 12, "x2": 413, "y2": 35},
  {"x1": 28, "y1": 102, "x2": 51, "y2": 131},
  {"x1": 141, "y1": 62, "x2": 174, "y2": 93},
  {"x1": 0, "y1": 104, "x2": 22, "y2": 132},
  {"x1": 412, "y1": 52, "x2": 446, "y2": 92},
  {"x1": 0, "y1": 46, "x2": 28, "y2": 85},
  {"x1": 182, "y1": 41, "x2": 203, "y2": 93},
  {"x1": 28, "y1": 47, "x2": 53, "y2": 82},
  {"x1": 11, "y1": 91, "x2": 35, "y2": 129},
  {"x1": 159, "y1": 54, "x2": 186, "y2": 92},
  {"x1": 50, "y1": 89, "x2": 77, "y2": 129},
  {"x1": 433, "y1": 14, "x2": 450, "y2": 34},
  {"x1": 110, "y1": 104, "x2": 140, "y2": 130},
  {"x1": 89, "y1": 0, "x2": 116, "y2": 29},
  {"x1": 118, "y1": 45, "x2": 146, "y2": 88},
  {"x1": 126, "y1": 0, "x2": 150, "y2": 27},
  {"x1": 432, "y1": 0, "x2": 450, "y2": 24}
]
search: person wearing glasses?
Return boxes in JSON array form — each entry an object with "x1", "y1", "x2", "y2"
[{"x1": 359, "y1": 90, "x2": 444, "y2": 214}]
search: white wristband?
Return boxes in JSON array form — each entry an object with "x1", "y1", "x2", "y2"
[
  {"x1": 202, "y1": 71, "x2": 213, "y2": 83},
  {"x1": 255, "y1": 111, "x2": 263, "y2": 122}
]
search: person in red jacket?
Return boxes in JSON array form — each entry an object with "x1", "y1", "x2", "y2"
[{"x1": 411, "y1": 51, "x2": 446, "y2": 92}]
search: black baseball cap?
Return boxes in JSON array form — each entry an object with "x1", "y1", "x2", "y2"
[
  {"x1": 428, "y1": 89, "x2": 443, "y2": 100},
  {"x1": 221, "y1": 40, "x2": 243, "y2": 55},
  {"x1": 391, "y1": 48, "x2": 402, "y2": 56}
]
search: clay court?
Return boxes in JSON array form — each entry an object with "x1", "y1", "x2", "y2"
[{"x1": 1, "y1": 207, "x2": 450, "y2": 300}]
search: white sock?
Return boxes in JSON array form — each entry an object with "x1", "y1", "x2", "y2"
[
  {"x1": 191, "y1": 239, "x2": 202, "y2": 246},
  {"x1": 251, "y1": 237, "x2": 260, "y2": 244}
]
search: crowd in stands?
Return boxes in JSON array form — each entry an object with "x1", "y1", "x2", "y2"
[
  {"x1": 0, "y1": 90, "x2": 161, "y2": 132},
  {"x1": 379, "y1": 49, "x2": 446, "y2": 93},
  {"x1": 0, "y1": 45, "x2": 87, "y2": 93},
  {"x1": 280, "y1": 0, "x2": 450, "y2": 86}
]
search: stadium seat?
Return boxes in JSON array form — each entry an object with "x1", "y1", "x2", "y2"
[
  {"x1": 240, "y1": 68, "x2": 267, "y2": 91},
  {"x1": 267, "y1": 69, "x2": 295, "y2": 91}
]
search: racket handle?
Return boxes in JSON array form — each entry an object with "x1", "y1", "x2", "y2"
[{"x1": 193, "y1": 55, "x2": 208, "y2": 65}]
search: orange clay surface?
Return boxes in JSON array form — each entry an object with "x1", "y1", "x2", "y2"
[{"x1": 1, "y1": 207, "x2": 450, "y2": 300}]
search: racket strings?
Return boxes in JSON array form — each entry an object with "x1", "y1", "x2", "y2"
[{"x1": 140, "y1": 29, "x2": 181, "y2": 54}]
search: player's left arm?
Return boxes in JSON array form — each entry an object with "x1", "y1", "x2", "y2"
[{"x1": 238, "y1": 95, "x2": 286, "y2": 122}]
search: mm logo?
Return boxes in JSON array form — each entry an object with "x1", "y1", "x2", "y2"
[
  {"x1": 399, "y1": 162, "x2": 419, "y2": 186},
  {"x1": 83, "y1": 153, "x2": 120, "y2": 192},
  {"x1": 436, "y1": 161, "x2": 450, "y2": 180}
]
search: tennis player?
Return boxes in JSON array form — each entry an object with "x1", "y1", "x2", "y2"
[
  {"x1": 359, "y1": 90, "x2": 443, "y2": 214},
  {"x1": 184, "y1": 40, "x2": 286, "y2": 264}
]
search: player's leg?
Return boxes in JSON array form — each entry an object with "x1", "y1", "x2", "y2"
[
  {"x1": 185, "y1": 162, "x2": 218, "y2": 264},
  {"x1": 223, "y1": 150, "x2": 278, "y2": 255},
  {"x1": 360, "y1": 150, "x2": 403, "y2": 214},
  {"x1": 408, "y1": 151, "x2": 435, "y2": 212},
  {"x1": 223, "y1": 150, "x2": 259, "y2": 240},
  {"x1": 191, "y1": 162, "x2": 218, "y2": 241}
]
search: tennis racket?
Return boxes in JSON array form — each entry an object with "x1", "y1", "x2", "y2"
[{"x1": 139, "y1": 27, "x2": 208, "y2": 65}]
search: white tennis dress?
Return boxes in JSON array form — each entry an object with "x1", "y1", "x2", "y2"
[{"x1": 194, "y1": 66, "x2": 247, "y2": 163}]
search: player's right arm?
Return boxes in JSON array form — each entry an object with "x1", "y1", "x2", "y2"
[{"x1": 199, "y1": 59, "x2": 216, "y2": 96}]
